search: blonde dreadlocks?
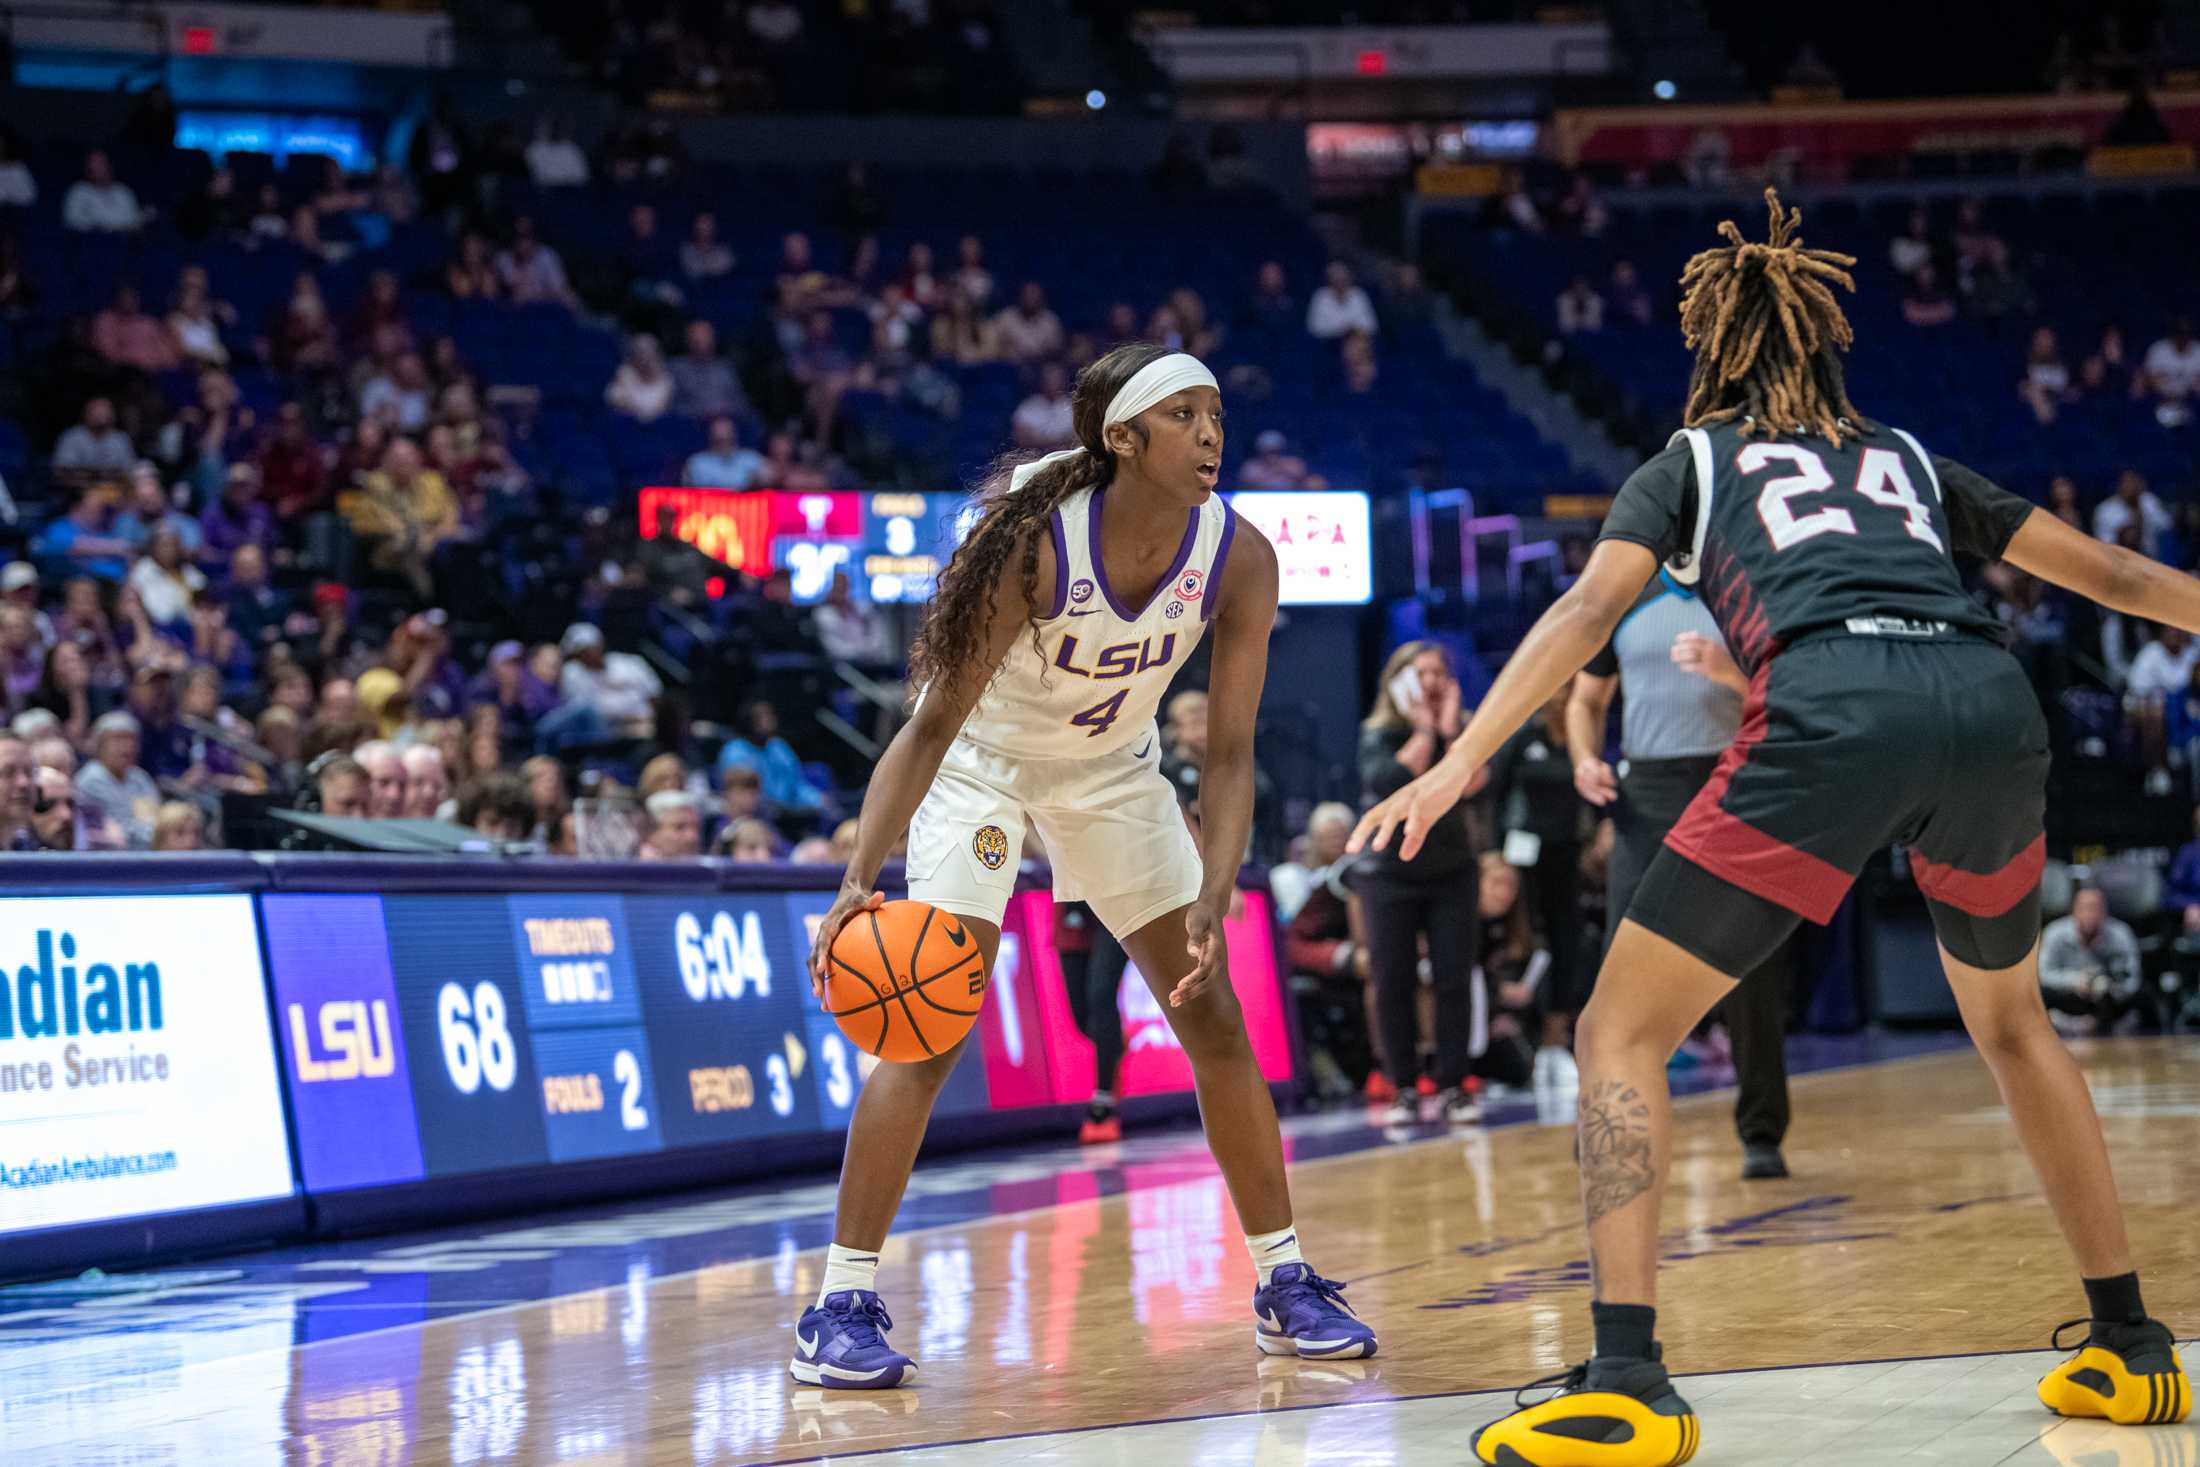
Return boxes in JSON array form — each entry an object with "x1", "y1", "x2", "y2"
[{"x1": 1679, "y1": 187, "x2": 1868, "y2": 444}]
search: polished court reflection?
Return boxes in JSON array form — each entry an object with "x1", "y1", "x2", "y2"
[{"x1": 7, "y1": 1039, "x2": 2199, "y2": 1465}]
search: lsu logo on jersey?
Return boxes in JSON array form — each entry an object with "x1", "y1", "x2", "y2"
[
  {"x1": 1174, "y1": 568, "x2": 1205, "y2": 601},
  {"x1": 972, "y1": 825, "x2": 1009, "y2": 871},
  {"x1": 1052, "y1": 632, "x2": 1178, "y2": 681}
]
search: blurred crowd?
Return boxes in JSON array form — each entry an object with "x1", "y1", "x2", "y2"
[{"x1": 525, "y1": 0, "x2": 1023, "y2": 115}]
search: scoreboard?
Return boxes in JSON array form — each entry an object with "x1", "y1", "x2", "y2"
[
  {"x1": 264, "y1": 885, "x2": 1266, "y2": 1193},
  {"x1": 638, "y1": 489, "x2": 977, "y2": 605},
  {"x1": 637, "y1": 488, "x2": 1374, "y2": 607},
  {"x1": 268, "y1": 892, "x2": 878, "y2": 1190}
]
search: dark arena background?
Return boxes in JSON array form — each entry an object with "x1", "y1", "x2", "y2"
[{"x1": 0, "y1": 1, "x2": 2196, "y2": 1462}]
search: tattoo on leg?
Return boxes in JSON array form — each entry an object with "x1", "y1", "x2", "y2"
[{"x1": 1578, "y1": 1080, "x2": 1654, "y2": 1227}]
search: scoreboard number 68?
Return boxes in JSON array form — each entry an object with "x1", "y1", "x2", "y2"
[{"x1": 438, "y1": 980, "x2": 519, "y2": 1094}]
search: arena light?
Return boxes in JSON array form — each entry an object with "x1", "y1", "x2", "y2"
[
  {"x1": 1653, "y1": 78, "x2": 1678, "y2": 101},
  {"x1": 1356, "y1": 48, "x2": 1386, "y2": 76},
  {"x1": 1085, "y1": 89, "x2": 1106, "y2": 110}
]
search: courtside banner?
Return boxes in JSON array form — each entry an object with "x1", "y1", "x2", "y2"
[
  {"x1": 1006, "y1": 889, "x2": 1294, "y2": 1104},
  {"x1": 0, "y1": 894, "x2": 294, "y2": 1234}
]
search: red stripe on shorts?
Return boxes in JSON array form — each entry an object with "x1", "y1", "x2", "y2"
[
  {"x1": 1909, "y1": 832, "x2": 2045, "y2": 918},
  {"x1": 1663, "y1": 660, "x2": 1854, "y2": 925}
]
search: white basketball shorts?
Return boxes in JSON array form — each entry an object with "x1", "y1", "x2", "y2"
[{"x1": 905, "y1": 730, "x2": 1204, "y2": 939}]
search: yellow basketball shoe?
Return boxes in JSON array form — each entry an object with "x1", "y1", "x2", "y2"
[
  {"x1": 1471, "y1": 1349, "x2": 1700, "y2": 1467},
  {"x1": 2039, "y1": 1318, "x2": 2190, "y2": 1426},
  {"x1": 2041, "y1": 1319, "x2": 2182, "y2": 1425}
]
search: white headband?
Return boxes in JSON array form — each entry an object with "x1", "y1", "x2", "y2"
[{"x1": 1009, "y1": 352, "x2": 1219, "y2": 492}]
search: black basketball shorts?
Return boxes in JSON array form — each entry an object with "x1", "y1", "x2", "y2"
[{"x1": 1626, "y1": 632, "x2": 2049, "y2": 976}]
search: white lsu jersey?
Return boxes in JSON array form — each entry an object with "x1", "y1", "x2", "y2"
[{"x1": 956, "y1": 484, "x2": 1238, "y2": 760}]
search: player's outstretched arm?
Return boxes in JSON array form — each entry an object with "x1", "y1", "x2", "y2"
[
  {"x1": 2001, "y1": 507, "x2": 2200, "y2": 635},
  {"x1": 1172, "y1": 523, "x2": 1280, "y2": 1007},
  {"x1": 1350, "y1": 540, "x2": 1656, "y2": 860},
  {"x1": 808, "y1": 526, "x2": 1054, "y2": 999}
]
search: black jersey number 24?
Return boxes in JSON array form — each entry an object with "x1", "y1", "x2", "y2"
[{"x1": 1740, "y1": 443, "x2": 1945, "y2": 556}]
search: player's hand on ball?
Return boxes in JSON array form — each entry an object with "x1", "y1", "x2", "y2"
[
  {"x1": 811, "y1": 885, "x2": 885, "y2": 1005},
  {"x1": 1348, "y1": 759, "x2": 1476, "y2": 862},
  {"x1": 1574, "y1": 756, "x2": 1619, "y2": 806},
  {"x1": 1173, "y1": 903, "x2": 1228, "y2": 1008}
]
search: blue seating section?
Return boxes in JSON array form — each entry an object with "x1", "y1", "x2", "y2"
[
  {"x1": 3, "y1": 141, "x2": 1591, "y2": 509},
  {"x1": 1422, "y1": 189, "x2": 2200, "y2": 498}
]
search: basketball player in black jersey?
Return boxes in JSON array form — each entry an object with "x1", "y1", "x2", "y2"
[{"x1": 1353, "y1": 192, "x2": 2191, "y2": 1465}]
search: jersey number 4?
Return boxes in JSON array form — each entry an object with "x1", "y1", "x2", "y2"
[
  {"x1": 1741, "y1": 443, "x2": 1944, "y2": 555},
  {"x1": 1070, "y1": 690, "x2": 1128, "y2": 737}
]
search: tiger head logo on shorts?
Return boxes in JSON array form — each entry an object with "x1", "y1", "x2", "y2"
[{"x1": 972, "y1": 825, "x2": 1009, "y2": 870}]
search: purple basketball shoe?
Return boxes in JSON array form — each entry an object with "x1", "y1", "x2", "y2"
[
  {"x1": 789, "y1": 1290, "x2": 919, "y2": 1389},
  {"x1": 1253, "y1": 1262, "x2": 1378, "y2": 1359}
]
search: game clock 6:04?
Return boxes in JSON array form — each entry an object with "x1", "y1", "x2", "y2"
[
  {"x1": 625, "y1": 895, "x2": 838, "y2": 1145},
  {"x1": 670, "y1": 903, "x2": 846, "y2": 1123}
]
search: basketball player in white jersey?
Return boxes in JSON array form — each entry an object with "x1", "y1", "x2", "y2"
[{"x1": 791, "y1": 344, "x2": 1377, "y2": 1388}]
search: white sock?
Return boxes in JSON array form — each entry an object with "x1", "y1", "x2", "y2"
[
  {"x1": 817, "y1": 1242, "x2": 881, "y2": 1306},
  {"x1": 1247, "y1": 1226, "x2": 1304, "y2": 1285}
]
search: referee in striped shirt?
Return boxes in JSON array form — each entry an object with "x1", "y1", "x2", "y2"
[{"x1": 1566, "y1": 569, "x2": 1795, "y2": 1180}]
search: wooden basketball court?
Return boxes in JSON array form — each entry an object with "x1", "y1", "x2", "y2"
[{"x1": 6, "y1": 1039, "x2": 2197, "y2": 1464}]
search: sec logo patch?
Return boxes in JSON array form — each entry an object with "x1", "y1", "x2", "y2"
[
  {"x1": 1175, "y1": 568, "x2": 1205, "y2": 601},
  {"x1": 1164, "y1": 601, "x2": 1185, "y2": 619},
  {"x1": 972, "y1": 825, "x2": 1009, "y2": 870}
]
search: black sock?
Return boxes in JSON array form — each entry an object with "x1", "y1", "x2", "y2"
[
  {"x1": 1592, "y1": 1301, "x2": 1657, "y2": 1360},
  {"x1": 2083, "y1": 1272, "x2": 2146, "y2": 1331}
]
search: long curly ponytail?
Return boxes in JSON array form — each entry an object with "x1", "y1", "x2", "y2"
[{"x1": 908, "y1": 342, "x2": 1173, "y2": 699}]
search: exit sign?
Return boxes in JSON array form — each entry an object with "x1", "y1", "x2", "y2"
[{"x1": 181, "y1": 24, "x2": 217, "y2": 54}]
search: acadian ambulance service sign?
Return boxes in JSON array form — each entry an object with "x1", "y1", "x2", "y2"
[{"x1": 0, "y1": 895, "x2": 293, "y2": 1234}]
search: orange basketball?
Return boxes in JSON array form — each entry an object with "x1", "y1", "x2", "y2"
[{"x1": 824, "y1": 900, "x2": 988, "y2": 1063}]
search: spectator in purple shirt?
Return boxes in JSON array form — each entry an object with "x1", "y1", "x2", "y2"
[
  {"x1": 123, "y1": 663, "x2": 192, "y2": 781},
  {"x1": 467, "y1": 639, "x2": 557, "y2": 737},
  {"x1": 199, "y1": 463, "x2": 276, "y2": 571}
]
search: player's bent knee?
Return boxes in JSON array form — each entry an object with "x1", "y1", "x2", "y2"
[
  {"x1": 1572, "y1": 1001, "x2": 1632, "y2": 1069},
  {"x1": 1576, "y1": 980, "x2": 1703, "y2": 1069},
  {"x1": 1170, "y1": 987, "x2": 1251, "y2": 1061},
  {"x1": 1954, "y1": 982, "x2": 2056, "y2": 1059},
  {"x1": 892, "y1": 1032, "x2": 975, "y2": 1093}
]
